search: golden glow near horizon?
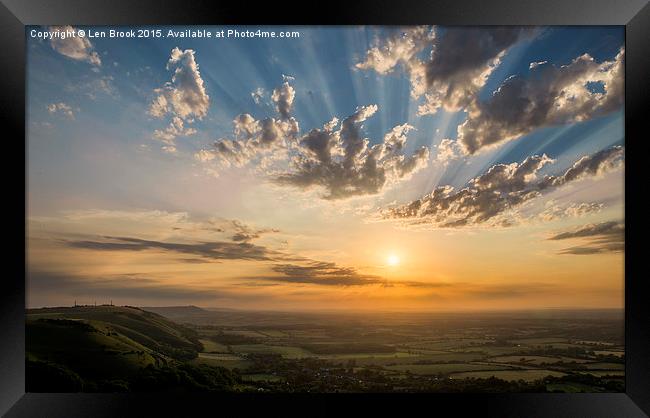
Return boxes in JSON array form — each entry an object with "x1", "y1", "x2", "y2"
[
  {"x1": 25, "y1": 26, "x2": 625, "y2": 312},
  {"x1": 26, "y1": 173, "x2": 625, "y2": 312}
]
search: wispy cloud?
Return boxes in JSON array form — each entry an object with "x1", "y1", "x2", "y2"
[
  {"x1": 264, "y1": 261, "x2": 385, "y2": 286},
  {"x1": 47, "y1": 102, "x2": 76, "y2": 120},
  {"x1": 64, "y1": 235, "x2": 276, "y2": 261},
  {"x1": 548, "y1": 220, "x2": 624, "y2": 255},
  {"x1": 48, "y1": 26, "x2": 101, "y2": 66}
]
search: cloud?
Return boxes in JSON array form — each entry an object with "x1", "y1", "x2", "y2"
[
  {"x1": 271, "y1": 82, "x2": 296, "y2": 119},
  {"x1": 380, "y1": 145, "x2": 623, "y2": 228},
  {"x1": 84, "y1": 75, "x2": 117, "y2": 99},
  {"x1": 33, "y1": 211, "x2": 286, "y2": 258},
  {"x1": 196, "y1": 80, "x2": 428, "y2": 198},
  {"x1": 548, "y1": 220, "x2": 624, "y2": 255},
  {"x1": 537, "y1": 201, "x2": 603, "y2": 222},
  {"x1": 274, "y1": 107, "x2": 429, "y2": 199},
  {"x1": 529, "y1": 60, "x2": 547, "y2": 70},
  {"x1": 260, "y1": 261, "x2": 385, "y2": 286},
  {"x1": 417, "y1": 27, "x2": 535, "y2": 115},
  {"x1": 356, "y1": 26, "x2": 434, "y2": 75},
  {"x1": 196, "y1": 115, "x2": 299, "y2": 170},
  {"x1": 251, "y1": 87, "x2": 266, "y2": 104},
  {"x1": 356, "y1": 26, "x2": 534, "y2": 115},
  {"x1": 458, "y1": 48, "x2": 624, "y2": 154},
  {"x1": 57, "y1": 233, "x2": 388, "y2": 288},
  {"x1": 64, "y1": 235, "x2": 276, "y2": 262},
  {"x1": 152, "y1": 116, "x2": 198, "y2": 151},
  {"x1": 358, "y1": 28, "x2": 623, "y2": 155},
  {"x1": 148, "y1": 48, "x2": 209, "y2": 150},
  {"x1": 195, "y1": 80, "x2": 300, "y2": 172},
  {"x1": 48, "y1": 26, "x2": 101, "y2": 66},
  {"x1": 229, "y1": 219, "x2": 279, "y2": 242},
  {"x1": 47, "y1": 102, "x2": 75, "y2": 119},
  {"x1": 435, "y1": 138, "x2": 463, "y2": 165},
  {"x1": 149, "y1": 48, "x2": 210, "y2": 120}
]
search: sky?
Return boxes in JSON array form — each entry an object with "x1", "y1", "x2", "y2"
[{"x1": 26, "y1": 25, "x2": 625, "y2": 312}]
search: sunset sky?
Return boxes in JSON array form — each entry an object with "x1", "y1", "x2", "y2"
[{"x1": 27, "y1": 26, "x2": 624, "y2": 311}]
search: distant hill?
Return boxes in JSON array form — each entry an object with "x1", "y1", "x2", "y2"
[
  {"x1": 141, "y1": 305, "x2": 209, "y2": 319},
  {"x1": 26, "y1": 306, "x2": 204, "y2": 384}
]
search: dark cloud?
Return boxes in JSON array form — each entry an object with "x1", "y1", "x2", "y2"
[
  {"x1": 548, "y1": 220, "x2": 623, "y2": 240},
  {"x1": 263, "y1": 261, "x2": 385, "y2": 286},
  {"x1": 419, "y1": 27, "x2": 536, "y2": 115},
  {"x1": 548, "y1": 221, "x2": 624, "y2": 255},
  {"x1": 275, "y1": 109, "x2": 429, "y2": 199},
  {"x1": 230, "y1": 220, "x2": 279, "y2": 243},
  {"x1": 458, "y1": 48, "x2": 624, "y2": 154},
  {"x1": 65, "y1": 235, "x2": 275, "y2": 261},
  {"x1": 381, "y1": 146, "x2": 623, "y2": 228},
  {"x1": 356, "y1": 26, "x2": 535, "y2": 115},
  {"x1": 357, "y1": 27, "x2": 623, "y2": 155},
  {"x1": 271, "y1": 82, "x2": 296, "y2": 119}
]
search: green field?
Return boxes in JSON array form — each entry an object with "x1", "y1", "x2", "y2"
[
  {"x1": 457, "y1": 346, "x2": 531, "y2": 356},
  {"x1": 242, "y1": 373, "x2": 285, "y2": 382},
  {"x1": 489, "y1": 356, "x2": 568, "y2": 365},
  {"x1": 199, "y1": 339, "x2": 229, "y2": 353},
  {"x1": 582, "y1": 362, "x2": 625, "y2": 370},
  {"x1": 229, "y1": 344, "x2": 313, "y2": 358},
  {"x1": 193, "y1": 355, "x2": 252, "y2": 370},
  {"x1": 594, "y1": 350, "x2": 624, "y2": 357},
  {"x1": 385, "y1": 363, "x2": 509, "y2": 375},
  {"x1": 451, "y1": 370, "x2": 566, "y2": 382},
  {"x1": 198, "y1": 353, "x2": 242, "y2": 360},
  {"x1": 580, "y1": 370, "x2": 625, "y2": 377},
  {"x1": 223, "y1": 330, "x2": 269, "y2": 339},
  {"x1": 508, "y1": 338, "x2": 568, "y2": 345}
]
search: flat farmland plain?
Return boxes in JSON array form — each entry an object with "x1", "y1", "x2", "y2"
[{"x1": 144, "y1": 307, "x2": 625, "y2": 392}]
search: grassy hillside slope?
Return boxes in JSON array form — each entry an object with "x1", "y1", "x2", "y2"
[{"x1": 25, "y1": 306, "x2": 241, "y2": 392}]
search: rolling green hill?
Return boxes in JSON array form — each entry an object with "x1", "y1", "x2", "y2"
[
  {"x1": 27, "y1": 305, "x2": 203, "y2": 362},
  {"x1": 26, "y1": 306, "x2": 240, "y2": 392}
]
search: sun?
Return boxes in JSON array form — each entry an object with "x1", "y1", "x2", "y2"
[{"x1": 387, "y1": 254, "x2": 400, "y2": 266}]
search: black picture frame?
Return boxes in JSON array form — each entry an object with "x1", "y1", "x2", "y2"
[{"x1": 2, "y1": 0, "x2": 649, "y2": 416}]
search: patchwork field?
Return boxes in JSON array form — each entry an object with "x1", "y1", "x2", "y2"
[{"x1": 167, "y1": 307, "x2": 625, "y2": 392}]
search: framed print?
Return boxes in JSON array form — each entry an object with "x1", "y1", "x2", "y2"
[{"x1": 1, "y1": 0, "x2": 649, "y2": 416}]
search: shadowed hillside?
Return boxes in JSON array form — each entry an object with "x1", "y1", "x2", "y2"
[{"x1": 26, "y1": 306, "x2": 238, "y2": 392}]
